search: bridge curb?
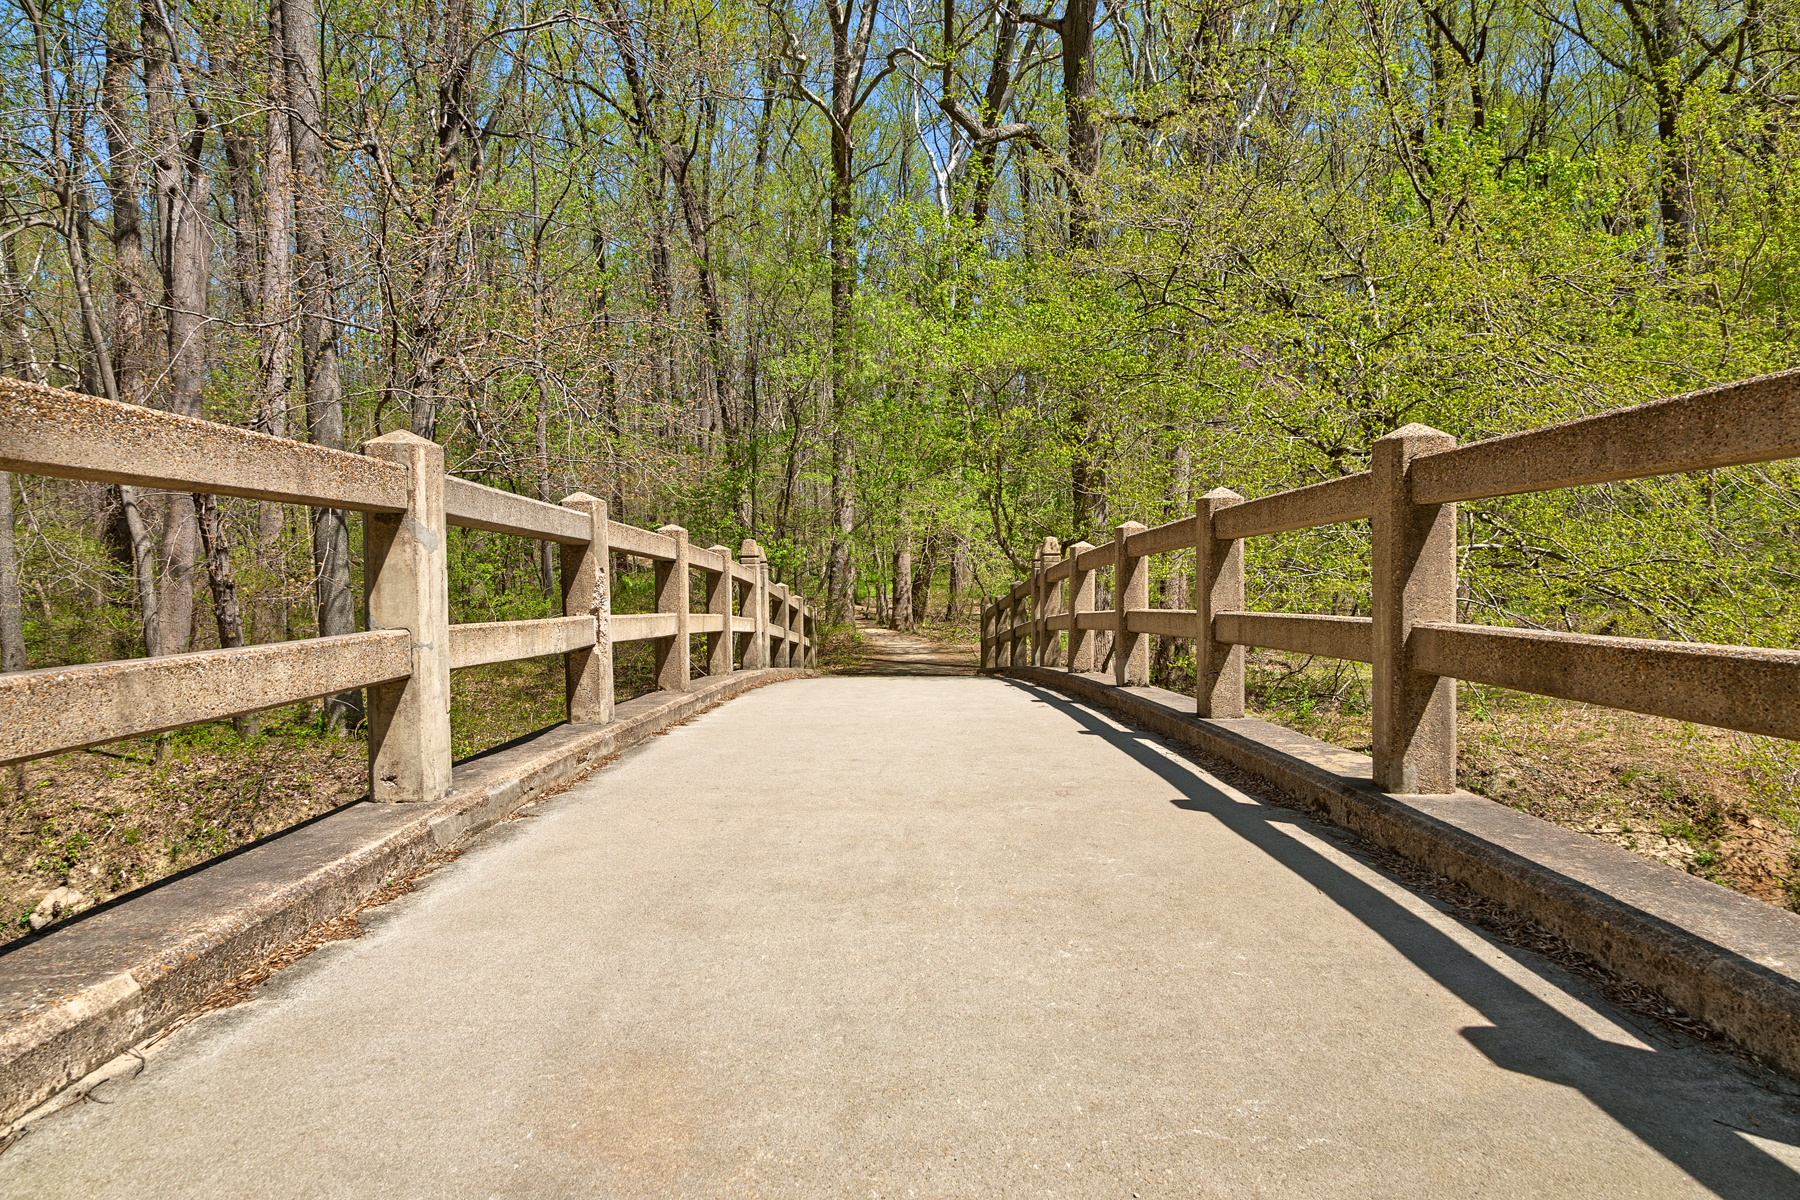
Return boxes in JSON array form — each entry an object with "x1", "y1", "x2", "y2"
[
  {"x1": 0, "y1": 667, "x2": 816, "y2": 1127},
  {"x1": 994, "y1": 667, "x2": 1800, "y2": 1079}
]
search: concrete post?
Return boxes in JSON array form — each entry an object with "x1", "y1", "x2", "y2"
[
  {"x1": 771, "y1": 584, "x2": 791, "y2": 668},
  {"x1": 796, "y1": 596, "x2": 813, "y2": 668},
  {"x1": 705, "y1": 544, "x2": 734, "y2": 677},
  {"x1": 1195, "y1": 488, "x2": 1245, "y2": 719},
  {"x1": 1372, "y1": 423, "x2": 1459, "y2": 794},
  {"x1": 1005, "y1": 594, "x2": 1019, "y2": 667},
  {"x1": 560, "y1": 493, "x2": 612, "y2": 724},
  {"x1": 1038, "y1": 537, "x2": 1062, "y2": 667},
  {"x1": 740, "y1": 540, "x2": 768, "y2": 669},
  {"x1": 797, "y1": 596, "x2": 809, "y2": 667},
  {"x1": 363, "y1": 431, "x2": 451, "y2": 804},
  {"x1": 1113, "y1": 521, "x2": 1150, "y2": 686},
  {"x1": 1066, "y1": 543, "x2": 1095, "y2": 672},
  {"x1": 1033, "y1": 550, "x2": 1047, "y2": 667},
  {"x1": 979, "y1": 600, "x2": 991, "y2": 668},
  {"x1": 654, "y1": 525, "x2": 690, "y2": 692}
]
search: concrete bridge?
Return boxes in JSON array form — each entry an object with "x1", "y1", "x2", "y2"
[
  {"x1": 4, "y1": 653, "x2": 1798, "y2": 1196},
  {"x1": 3, "y1": 378, "x2": 1800, "y2": 1195}
]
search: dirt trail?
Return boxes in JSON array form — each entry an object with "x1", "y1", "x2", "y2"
[{"x1": 835, "y1": 622, "x2": 979, "y2": 676}]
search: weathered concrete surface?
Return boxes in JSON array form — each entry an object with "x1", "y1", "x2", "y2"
[
  {"x1": 1372, "y1": 423, "x2": 1459, "y2": 796},
  {"x1": 447, "y1": 615, "x2": 595, "y2": 670},
  {"x1": 0, "y1": 668, "x2": 813, "y2": 1124},
  {"x1": 0, "y1": 378, "x2": 407, "y2": 512},
  {"x1": 1215, "y1": 611, "x2": 1372, "y2": 663},
  {"x1": 1001, "y1": 665, "x2": 1800, "y2": 1082},
  {"x1": 4, "y1": 675, "x2": 1797, "y2": 1197},
  {"x1": 1213, "y1": 470, "x2": 1372, "y2": 539},
  {"x1": 364, "y1": 431, "x2": 453, "y2": 805},
  {"x1": 0, "y1": 631, "x2": 410, "y2": 766},
  {"x1": 1412, "y1": 622, "x2": 1800, "y2": 741},
  {"x1": 1410, "y1": 366, "x2": 1800, "y2": 505},
  {"x1": 442, "y1": 475, "x2": 590, "y2": 544}
]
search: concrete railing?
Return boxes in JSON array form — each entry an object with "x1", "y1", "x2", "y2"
[
  {"x1": 981, "y1": 369, "x2": 1800, "y2": 794},
  {"x1": 0, "y1": 380, "x2": 816, "y2": 804}
]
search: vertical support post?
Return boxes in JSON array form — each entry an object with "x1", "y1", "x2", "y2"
[
  {"x1": 706, "y1": 544, "x2": 734, "y2": 677},
  {"x1": 560, "y1": 492, "x2": 612, "y2": 724},
  {"x1": 1195, "y1": 488, "x2": 1245, "y2": 719},
  {"x1": 654, "y1": 525, "x2": 690, "y2": 692},
  {"x1": 1372, "y1": 423, "x2": 1459, "y2": 794},
  {"x1": 979, "y1": 601, "x2": 992, "y2": 669},
  {"x1": 1005, "y1": 591, "x2": 1020, "y2": 667},
  {"x1": 1113, "y1": 521, "x2": 1150, "y2": 686},
  {"x1": 802, "y1": 597, "x2": 817, "y2": 672},
  {"x1": 740, "y1": 540, "x2": 768, "y2": 669},
  {"x1": 1038, "y1": 536, "x2": 1062, "y2": 667},
  {"x1": 1036, "y1": 550, "x2": 1051, "y2": 672},
  {"x1": 1066, "y1": 543, "x2": 1094, "y2": 672},
  {"x1": 771, "y1": 583, "x2": 791, "y2": 667},
  {"x1": 363, "y1": 431, "x2": 450, "y2": 804}
]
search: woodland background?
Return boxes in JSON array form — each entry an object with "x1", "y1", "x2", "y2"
[{"x1": 2, "y1": 0, "x2": 1800, "y2": 924}]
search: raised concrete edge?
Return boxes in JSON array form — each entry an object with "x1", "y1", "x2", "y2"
[
  {"x1": 993, "y1": 665, "x2": 1800, "y2": 1078},
  {"x1": 0, "y1": 667, "x2": 815, "y2": 1125}
]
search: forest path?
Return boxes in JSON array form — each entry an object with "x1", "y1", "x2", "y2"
[
  {"x1": 836, "y1": 620, "x2": 981, "y2": 675},
  {"x1": 3, "y1": 676, "x2": 1797, "y2": 1198}
]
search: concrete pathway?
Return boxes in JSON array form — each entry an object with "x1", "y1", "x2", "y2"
[{"x1": 5, "y1": 676, "x2": 1799, "y2": 1198}]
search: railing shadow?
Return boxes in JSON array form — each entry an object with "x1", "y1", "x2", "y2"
[{"x1": 999, "y1": 677, "x2": 1800, "y2": 1198}]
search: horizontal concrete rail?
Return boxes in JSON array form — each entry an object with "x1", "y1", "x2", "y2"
[
  {"x1": 1411, "y1": 369, "x2": 1800, "y2": 505},
  {"x1": 1073, "y1": 541, "x2": 1117, "y2": 572},
  {"x1": 0, "y1": 632, "x2": 412, "y2": 765},
  {"x1": 1214, "y1": 473, "x2": 1371, "y2": 540},
  {"x1": 609, "y1": 522, "x2": 678, "y2": 562},
  {"x1": 1412, "y1": 623, "x2": 1800, "y2": 740},
  {"x1": 983, "y1": 368, "x2": 1800, "y2": 801},
  {"x1": 732, "y1": 615, "x2": 756, "y2": 634},
  {"x1": 611, "y1": 613, "x2": 679, "y2": 643},
  {"x1": 692, "y1": 614, "x2": 728, "y2": 635},
  {"x1": 689, "y1": 546, "x2": 726, "y2": 575},
  {"x1": 1216, "y1": 613, "x2": 1374, "y2": 663},
  {"x1": 1125, "y1": 609, "x2": 1199, "y2": 637},
  {"x1": 1125, "y1": 516, "x2": 1199, "y2": 558},
  {"x1": 443, "y1": 478, "x2": 589, "y2": 544},
  {"x1": 0, "y1": 379, "x2": 406, "y2": 512},
  {"x1": 448, "y1": 617, "x2": 595, "y2": 671}
]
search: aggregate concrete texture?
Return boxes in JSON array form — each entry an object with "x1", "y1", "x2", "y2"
[{"x1": 6, "y1": 676, "x2": 1799, "y2": 1198}]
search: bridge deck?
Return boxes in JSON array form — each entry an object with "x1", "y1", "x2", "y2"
[{"x1": 5, "y1": 673, "x2": 1797, "y2": 1197}]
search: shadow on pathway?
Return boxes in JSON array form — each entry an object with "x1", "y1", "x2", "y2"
[{"x1": 1000, "y1": 675, "x2": 1800, "y2": 1200}]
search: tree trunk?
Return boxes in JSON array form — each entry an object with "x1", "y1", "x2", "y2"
[
  {"x1": 911, "y1": 534, "x2": 935, "y2": 625},
  {"x1": 283, "y1": 0, "x2": 358, "y2": 726},
  {"x1": 405, "y1": 0, "x2": 476, "y2": 441},
  {"x1": 944, "y1": 535, "x2": 964, "y2": 622},
  {"x1": 0, "y1": 470, "x2": 21, "y2": 795},
  {"x1": 158, "y1": 116, "x2": 212, "y2": 656},
  {"x1": 194, "y1": 493, "x2": 256, "y2": 735},
  {"x1": 819, "y1": 0, "x2": 881, "y2": 625},
  {"x1": 0, "y1": 473, "x2": 24, "y2": 674},
  {"x1": 892, "y1": 548, "x2": 913, "y2": 632},
  {"x1": 102, "y1": 6, "x2": 162, "y2": 655},
  {"x1": 253, "y1": 2, "x2": 296, "y2": 641}
]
